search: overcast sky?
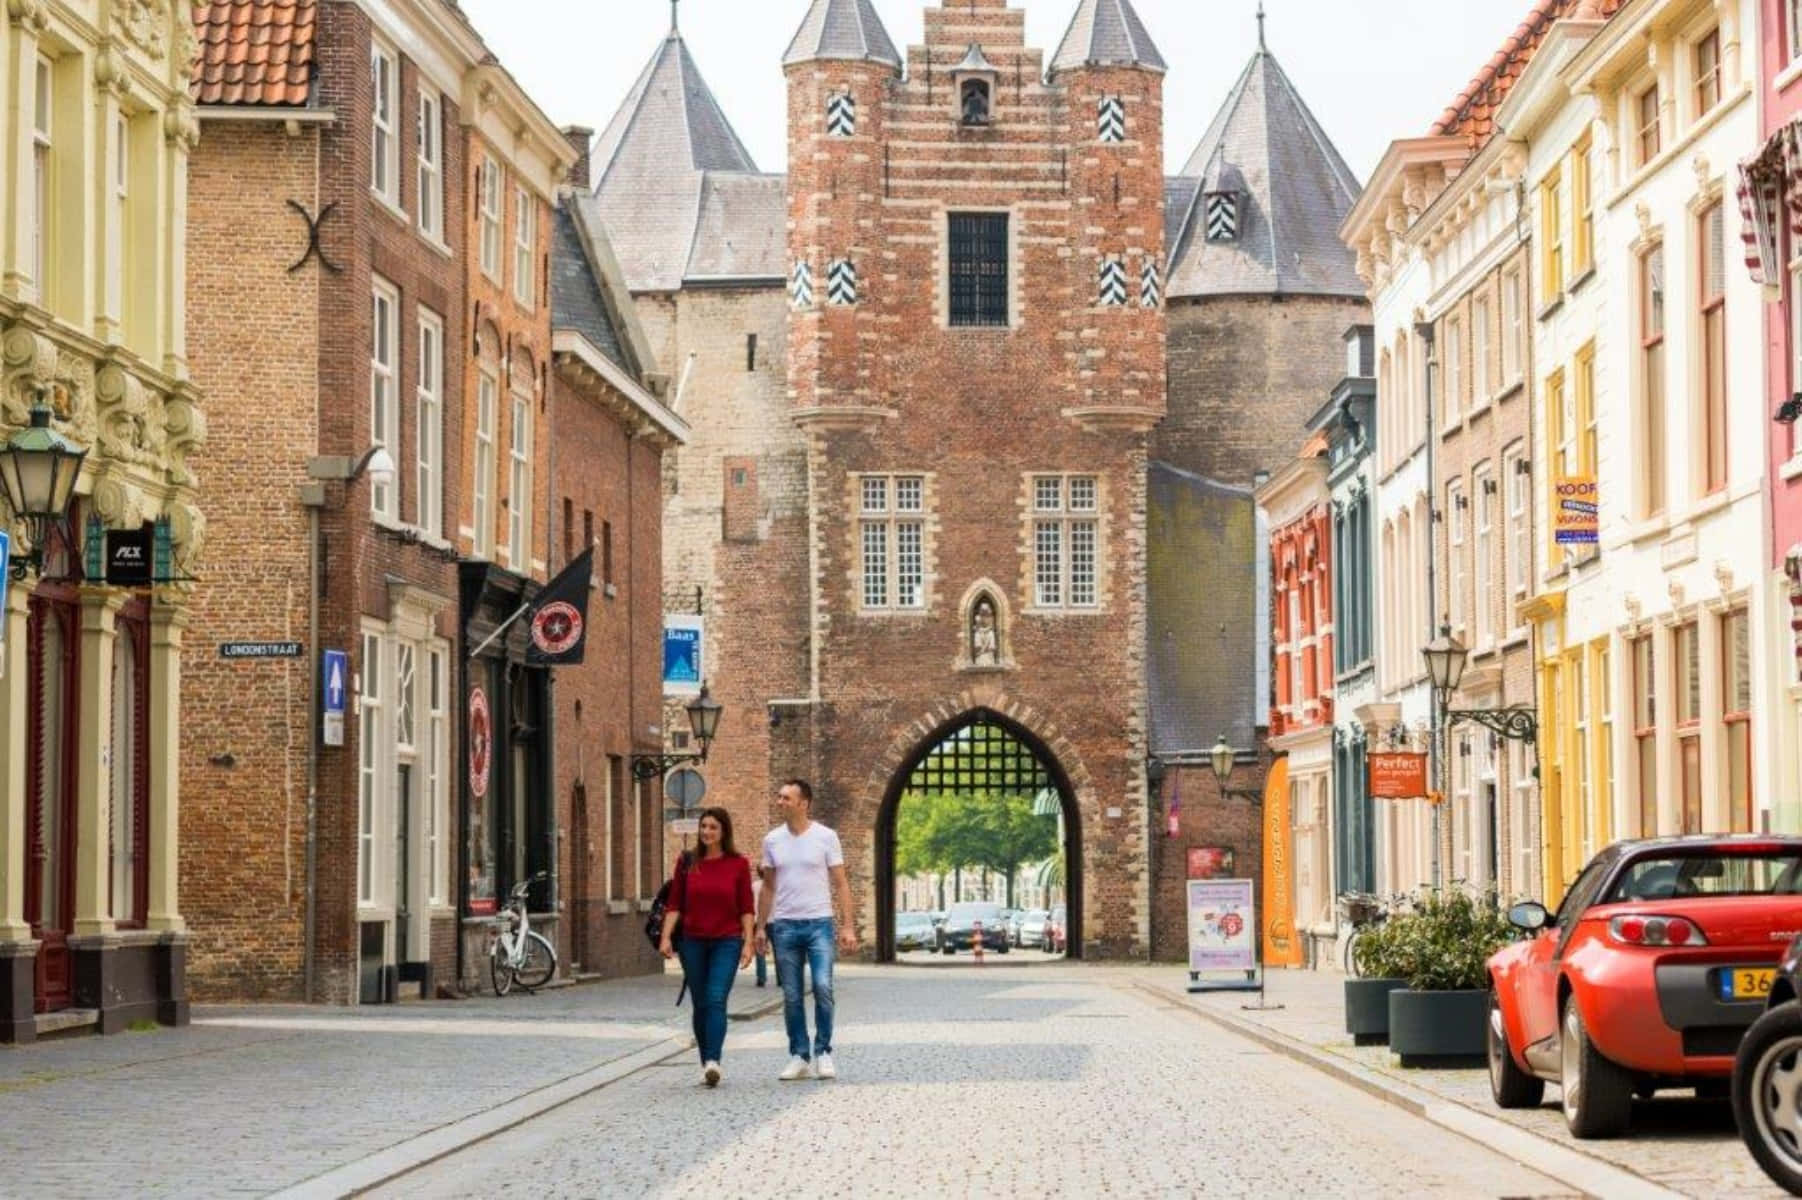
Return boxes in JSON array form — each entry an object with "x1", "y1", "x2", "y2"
[{"x1": 456, "y1": 0, "x2": 1532, "y2": 183}]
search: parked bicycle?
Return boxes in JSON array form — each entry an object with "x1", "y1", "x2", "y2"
[
  {"x1": 1338, "y1": 891, "x2": 1400, "y2": 977},
  {"x1": 490, "y1": 872, "x2": 557, "y2": 996}
]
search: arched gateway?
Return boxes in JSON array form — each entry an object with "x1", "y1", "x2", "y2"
[{"x1": 873, "y1": 708, "x2": 1082, "y2": 962}]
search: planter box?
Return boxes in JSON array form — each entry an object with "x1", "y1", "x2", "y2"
[
  {"x1": 1343, "y1": 977, "x2": 1406, "y2": 1046},
  {"x1": 1388, "y1": 987, "x2": 1488, "y2": 1068}
]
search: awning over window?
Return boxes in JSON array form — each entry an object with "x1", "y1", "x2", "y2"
[{"x1": 1736, "y1": 121, "x2": 1802, "y2": 287}]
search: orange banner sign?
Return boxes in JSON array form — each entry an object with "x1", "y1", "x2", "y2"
[
  {"x1": 1260, "y1": 757, "x2": 1303, "y2": 968},
  {"x1": 1368, "y1": 751, "x2": 1428, "y2": 799}
]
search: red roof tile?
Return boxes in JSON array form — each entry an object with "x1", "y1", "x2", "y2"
[
  {"x1": 1430, "y1": 0, "x2": 1624, "y2": 148},
  {"x1": 190, "y1": 1, "x2": 317, "y2": 106}
]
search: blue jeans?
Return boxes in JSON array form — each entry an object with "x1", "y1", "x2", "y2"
[
  {"x1": 677, "y1": 936, "x2": 742, "y2": 1064},
  {"x1": 770, "y1": 917, "x2": 835, "y2": 1059}
]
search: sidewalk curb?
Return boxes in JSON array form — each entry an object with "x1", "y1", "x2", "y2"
[
  {"x1": 272, "y1": 994, "x2": 787, "y2": 1199},
  {"x1": 1130, "y1": 981, "x2": 1685, "y2": 1200}
]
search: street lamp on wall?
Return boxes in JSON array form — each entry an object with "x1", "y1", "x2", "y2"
[
  {"x1": 631, "y1": 682, "x2": 724, "y2": 781},
  {"x1": 0, "y1": 387, "x2": 87, "y2": 580},
  {"x1": 1209, "y1": 733, "x2": 1262, "y2": 803},
  {"x1": 1421, "y1": 625, "x2": 1538, "y2": 744}
]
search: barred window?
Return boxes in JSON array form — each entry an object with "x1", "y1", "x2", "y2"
[
  {"x1": 859, "y1": 474, "x2": 926, "y2": 611},
  {"x1": 1031, "y1": 474, "x2": 1100, "y2": 609}
]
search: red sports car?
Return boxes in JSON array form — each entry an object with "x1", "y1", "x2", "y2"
[{"x1": 1486, "y1": 835, "x2": 1802, "y2": 1138}]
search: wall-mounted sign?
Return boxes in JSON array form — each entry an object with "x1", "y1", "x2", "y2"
[
  {"x1": 320, "y1": 649, "x2": 347, "y2": 748},
  {"x1": 1553, "y1": 475, "x2": 1599, "y2": 545},
  {"x1": 1368, "y1": 751, "x2": 1429, "y2": 799},
  {"x1": 1186, "y1": 846, "x2": 1235, "y2": 880},
  {"x1": 220, "y1": 641, "x2": 304, "y2": 660},
  {"x1": 663, "y1": 614, "x2": 703, "y2": 696},
  {"x1": 103, "y1": 525, "x2": 152, "y2": 587},
  {"x1": 469, "y1": 685, "x2": 492, "y2": 799}
]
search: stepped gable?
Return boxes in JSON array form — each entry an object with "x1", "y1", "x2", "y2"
[
  {"x1": 589, "y1": 26, "x2": 775, "y2": 293},
  {"x1": 1049, "y1": 0, "x2": 1166, "y2": 74},
  {"x1": 1166, "y1": 45, "x2": 1362, "y2": 300},
  {"x1": 784, "y1": 0, "x2": 902, "y2": 68},
  {"x1": 1431, "y1": 0, "x2": 1626, "y2": 148}
]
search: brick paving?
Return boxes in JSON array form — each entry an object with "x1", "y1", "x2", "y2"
[
  {"x1": 1, "y1": 970, "x2": 774, "y2": 1199},
  {"x1": 1150, "y1": 966, "x2": 1782, "y2": 1199},
  {"x1": 381, "y1": 965, "x2": 1568, "y2": 1199}
]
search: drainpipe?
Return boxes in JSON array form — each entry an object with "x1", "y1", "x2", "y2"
[
  {"x1": 301, "y1": 494, "x2": 323, "y2": 1004},
  {"x1": 1416, "y1": 319, "x2": 1440, "y2": 889}
]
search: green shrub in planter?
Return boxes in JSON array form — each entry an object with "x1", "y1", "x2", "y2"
[
  {"x1": 1343, "y1": 911, "x2": 1409, "y2": 1044},
  {"x1": 1385, "y1": 890, "x2": 1519, "y2": 1067}
]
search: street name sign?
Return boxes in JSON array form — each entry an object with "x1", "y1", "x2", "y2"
[{"x1": 221, "y1": 641, "x2": 304, "y2": 660}]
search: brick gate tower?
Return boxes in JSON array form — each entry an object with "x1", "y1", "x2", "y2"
[{"x1": 780, "y1": 0, "x2": 1167, "y2": 957}]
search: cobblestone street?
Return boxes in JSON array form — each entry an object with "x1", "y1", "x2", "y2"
[{"x1": 378, "y1": 967, "x2": 1569, "y2": 1199}]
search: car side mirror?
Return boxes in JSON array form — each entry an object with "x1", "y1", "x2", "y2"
[{"x1": 1507, "y1": 901, "x2": 1551, "y2": 932}]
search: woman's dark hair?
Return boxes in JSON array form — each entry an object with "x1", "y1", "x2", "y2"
[{"x1": 698, "y1": 806, "x2": 738, "y2": 859}]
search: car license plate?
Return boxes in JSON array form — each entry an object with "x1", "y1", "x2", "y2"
[{"x1": 1721, "y1": 968, "x2": 1776, "y2": 1000}]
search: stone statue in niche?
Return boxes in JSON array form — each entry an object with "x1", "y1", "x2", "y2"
[
  {"x1": 961, "y1": 80, "x2": 990, "y2": 126},
  {"x1": 971, "y1": 595, "x2": 998, "y2": 667}
]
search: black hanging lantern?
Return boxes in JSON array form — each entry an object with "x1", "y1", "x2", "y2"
[
  {"x1": 0, "y1": 390, "x2": 86, "y2": 580},
  {"x1": 685, "y1": 682, "x2": 723, "y2": 756}
]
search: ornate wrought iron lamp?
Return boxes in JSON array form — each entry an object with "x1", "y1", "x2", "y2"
[
  {"x1": 0, "y1": 388, "x2": 86, "y2": 581},
  {"x1": 1421, "y1": 625, "x2": 1538, "y2": 743},
  {"x1": 631, "y1": 683, "x2": 724, "y2": 781}
]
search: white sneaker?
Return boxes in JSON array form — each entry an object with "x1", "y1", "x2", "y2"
[
  {"x1": 814, "y1": 1053, "x2": 837, "y2": 1080},
  {"x1": 778, "y1": 1056, "x2": 811, "y2": 1081},
  {"x1": 703, "y1": 1061, "x2": 721, "y2": 1087}
]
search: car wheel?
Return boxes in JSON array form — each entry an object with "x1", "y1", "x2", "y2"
[
  {"x1": 1487, "y1": 988, "x2": 1545, "y2": 1109},
  {"x1": 1561, "y1": 995, "x2": 1633, "y2": 1138},
  {"x1": 1733, "y1": 1001, "x2": 1802, "y2": 1196}
]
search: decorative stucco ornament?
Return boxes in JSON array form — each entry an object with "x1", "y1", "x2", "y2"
[{"x1": 112, "y1": 0, "x2": 168, "y2": 59}]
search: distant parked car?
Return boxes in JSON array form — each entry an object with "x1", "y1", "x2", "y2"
[
  {"x1": 939, "y1": 902, "x2": 1010, "y2": 954},
  {"x1": 1488, "y1": 835, "x2": 1802, "y2": 1139},
  {"x1": 1014, "y1": 908, "x2": 1050, "y2": 948},
  {"x1": 895, "y1": 911, "x2": 937, "y2": 953},
  {"x1": 1045, "y1": 905, "x2": 1067, "y2": 954}
]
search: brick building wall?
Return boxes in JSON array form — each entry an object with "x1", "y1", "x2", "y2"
[
  {"x1": 548, "y1": 361, "x2": 667, "y2": 981},
  {"x1": 782, "y1": 2, "x2": 1165, "y2": 957},
  {"x1": 181, "y1": 123, "x2": 323, "y2": 1000},
  {"x1": 1148, "y1": 757, "x2": 1269, "y2": 961}
]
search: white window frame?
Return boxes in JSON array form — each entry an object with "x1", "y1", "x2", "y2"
[
  {"x1": 358, "y1": 632, "x2": 383, "y2": 907},
  {"x1": 33, "y1": 56, "x2": 51, "y2": 292},
  {"x1": 1031, "y1": 474, "x2": 1100, "y2": 610},
  {"x1": 1472, "y1": 295, "x2": 1491, "y2": 401},
  {"x1": 1447, "y1": 479, "x2": 1466, "y2": 634},
  {"x1": 479, "y1": 156, "x2": 502, "y2": 281},
  {"x1": 1791, "y1": 0, "x2": 1802, "y2": 64},
  {"x1": 513, "y1": 185, "x2": 536, "y2": 307},
  {"x1": 1502, "y1": 267, "x2": 1523, "y2": 385},
  {"x1": 857, "y1": 475, "x2": 926, "y2": 611},
  {"x1": 426, "y1": 644, "x2": 447, "y2": 907},
  {"x1": 113, "y1": 112, "x2": 128, "y2": 302},
  {"x1": 1444, "y1": 316, "x2": 1463, "y2": 424},
  {"x1": 1791, "y1": 256, "x2": 1802, "y2": 466},
  {"x1": 370, "y1": 277, "x2": 400, "y2": 521},
  {"x1": 370, "y1": 42, "x2": 399, "y2": 206},
  {"x1": 415, "y1": 309, "x2": 443, "y2": 538},
  {"x1": 1503, "y1": 445, "x2": 1528, "y2": 634},
  {"x1": 474, "y1": 367, "x2": 497, "y2": 559},
  {"x1": 416, "y1": 88, "x2": 442, "y2": 241},
  {"x1": 1474, "y1": 466, "x2": 1495, "y2": 650},
  {"x1": 507, "y1": 380, "x2": 533, "y2": 569}
]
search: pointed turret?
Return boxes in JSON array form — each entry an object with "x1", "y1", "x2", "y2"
[
  {"x1": 784, "y1": 0, "x2": 902, "y2": 69},
  {"x1": 1050, "y1": 0, "x2": 1166, "y2": 75},
  {"x1": 1165, "y1": 44, "x2": 1361, "y2": 299},
  {"x1": 589, "y1": 24, "x2": 775, "y2": 293}
]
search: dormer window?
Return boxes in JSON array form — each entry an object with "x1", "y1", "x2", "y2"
[
  {"x1": 961, "y1": 80, "x2": 991, "y2": 126},
  {"x1": 1205, "y1": 191, "x2": 1239, "y2": 242},
  {"x1": 953, "y1": 44, "x2": 997, "y2": 128}
]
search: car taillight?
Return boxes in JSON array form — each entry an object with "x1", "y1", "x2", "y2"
[{"x1": 1609, "y1": 915, "x2": 1708, "y2": 947}]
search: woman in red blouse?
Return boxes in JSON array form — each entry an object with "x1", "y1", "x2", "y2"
[{"x1": 658, "y1": 806, "x2": 755, "y2": 1087}]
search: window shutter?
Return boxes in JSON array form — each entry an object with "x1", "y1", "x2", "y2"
[
  {"x1": 827, "y1": 91, "x2": 856, "y2": 138},
  {"x1": 1097, "y1": 95, "x2": 1125, "y2": 143}
]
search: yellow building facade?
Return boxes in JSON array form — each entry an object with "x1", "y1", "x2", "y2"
[{"x1": 0, "y1": 0, "x2": 204, "y2": 1041}]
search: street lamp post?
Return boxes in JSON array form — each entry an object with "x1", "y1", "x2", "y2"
[
  {"x1": 1421, "y1": 625, "x2": 1539, "y2": 889},
  {"x1": 1208, "y1": 733, "x2": 1262, "y2": 803},
  {"x1": 630, "y1": 683, "x2": 724, "y2": 780},
  {"x1": 0, "y1": 387, "x2": 88, "y2": 580}
]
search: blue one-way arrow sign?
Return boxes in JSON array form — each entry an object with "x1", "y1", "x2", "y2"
[{"x1": 321, "y1": 649, "x2": 347, "y2": 747}]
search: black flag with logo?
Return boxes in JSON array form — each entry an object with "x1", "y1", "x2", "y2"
[{"x1": 525, "y1": 548, "x2": 593, "y2": 666}]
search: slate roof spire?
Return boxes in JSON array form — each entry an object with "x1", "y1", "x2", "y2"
[
  {"x1": 1050, "y1": 0, "x2": 1167, "y2": 75},
  {"x1": 784, "y1": 0, "x2": 902, "y2": 69},
  {"x1": 1164, "y1": 45, "x2": 1362, "y2": 300}
]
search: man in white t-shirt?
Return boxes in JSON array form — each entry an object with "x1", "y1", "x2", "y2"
[{"x1": 755, "y1": 778, "x2": 857, "y2": 1081}]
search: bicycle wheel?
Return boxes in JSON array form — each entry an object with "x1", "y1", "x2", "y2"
[
  {"x1": 514, "y1": 932, "x2": 557, "y2": 992},
  {"x1": 1344, "y1": 928, "x2": 1366, "y2": 978},
  {"x1": 490, "y1": 941, "x2": 514, "y2": 997}
]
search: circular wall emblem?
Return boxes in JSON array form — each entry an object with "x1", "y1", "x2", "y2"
[
  {"x1": 469, "y1": 686, "x2": 492, "y2": 798},
  {"x1": 530, "y1": 600, "x2": 583, "y2": 658}
]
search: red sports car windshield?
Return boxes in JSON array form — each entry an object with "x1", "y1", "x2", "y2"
[{"x1": 1604, "y1": 851, "x2": 1802, "y2": 902}]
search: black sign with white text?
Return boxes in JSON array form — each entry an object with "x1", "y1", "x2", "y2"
[{"x1": 105, "y1": 525, "x2": 153, "y2": 587}]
